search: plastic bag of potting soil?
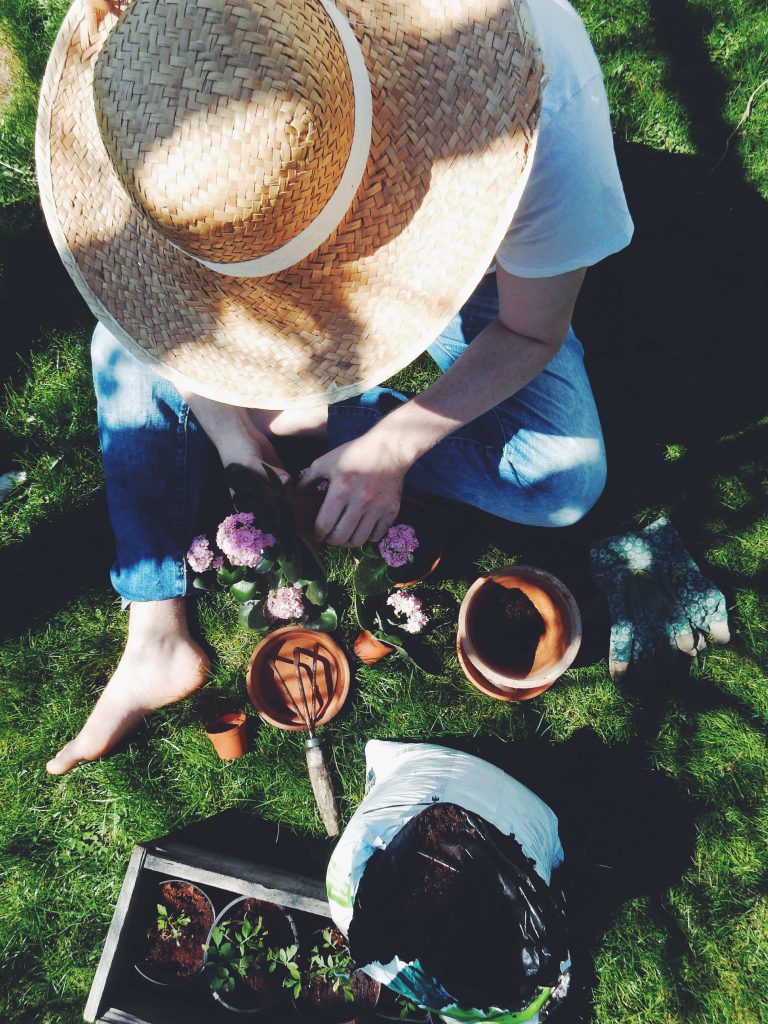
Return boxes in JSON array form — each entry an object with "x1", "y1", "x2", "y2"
[{"x1": 326, "y1": 741, "x2": 571, "y2": 1023}]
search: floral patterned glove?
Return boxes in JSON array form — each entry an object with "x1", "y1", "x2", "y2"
[{"x1": 590, "y1": 517, "x2": 730, "y2": 680}]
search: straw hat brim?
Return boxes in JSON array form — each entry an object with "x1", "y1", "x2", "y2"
[{"x1": 37, "y1": 0, "x2": 542, "y2": 409}]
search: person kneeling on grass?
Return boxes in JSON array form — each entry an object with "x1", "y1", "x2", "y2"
[{"x1": 38, "y1": 0, "x2": 632, "y2": 773}]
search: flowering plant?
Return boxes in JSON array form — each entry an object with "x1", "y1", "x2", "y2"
[
  {"x1": 187, "y1": 464, "x2": 337, "y2": 631},
  {"x1": 353, "y1": 522, "x2": 421, "y2": 598}
]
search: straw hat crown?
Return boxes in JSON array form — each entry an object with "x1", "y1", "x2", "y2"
[{"x1": 93, "y1": 0, "x2": 356, "y2": 263}]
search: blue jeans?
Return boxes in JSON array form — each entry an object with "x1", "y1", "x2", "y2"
[{"x1": 92, "y1": 273, "x2": 606, "y2": 602}]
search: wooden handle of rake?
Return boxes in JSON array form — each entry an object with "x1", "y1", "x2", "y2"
[{"x1": 305, "y1": 737, "x2": 339, "y2": 837}]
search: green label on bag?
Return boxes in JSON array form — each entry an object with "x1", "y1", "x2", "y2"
[{"x1": 326, "y1": 869, "x2": 354, "y2": 909}]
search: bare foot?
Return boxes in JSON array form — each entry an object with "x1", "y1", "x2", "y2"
[{"x1": 46, "y1": 598, "x2": 209, "y2": 775}]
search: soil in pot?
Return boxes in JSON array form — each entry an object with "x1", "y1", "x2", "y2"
[
  {"x1": 468, "y1": 581, "x2": 545, "y2": 675},
  {"x1": 208, "y1": 897, "x2": 296, "y2": 1013},
  {"x1": 137, "y1": 880, "x2": 214, "y2": 984},
  {"x1": 385, "y1": 498, "x2": 443, "y2": 588},
  {"x1": 295, "y1": 927, "x2": 380, "y2": 1023}
]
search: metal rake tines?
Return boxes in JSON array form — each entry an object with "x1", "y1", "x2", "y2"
[{"x1": 269, "y1": 643, "x2": 330, "y2": 731}]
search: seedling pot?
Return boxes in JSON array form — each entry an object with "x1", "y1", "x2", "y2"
[
  {"x1": 292, "y1": 928, "x2": 380, "y2": 1024},
  {"x1": 246, "y1": 627, "x2": 350, "y2": 730},
  {"x1": 457, "y1": 565, "x2": 581, "y2": 700},
  {"x1": 353, "y1": 629, "x2": 395, "y2": 664},
  {"x1": 205, "y1": 712, "x2": 249, "y2": 760},
  {"x1": 134, "y1": 878, "x2": 214, "y2": 987},
  {"x1": 206, "y1": 895, "x2": 298, "y2": 1016}
]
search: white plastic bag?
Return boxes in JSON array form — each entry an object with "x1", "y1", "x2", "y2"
[{"x1": 326, "y1": 741, "x2": 569, "y2": 1023}]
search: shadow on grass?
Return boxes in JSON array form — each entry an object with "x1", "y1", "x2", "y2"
[{"x1": 425, "y1": 731, "x2": 699, "y2": 1023}]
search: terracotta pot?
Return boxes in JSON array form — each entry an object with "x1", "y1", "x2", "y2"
[
  {"x1": 353, "y1": 629, "x2": 396, "y2": 664},
  {"x1": 389, "y1": 496, "x2": 444, "y2": 589},
  {"x1": 457, "y1": 565, "x2": 582, "y2": 699},
  {"x1": 285, "y1": 481, "x2": 325, "y2": 538},
  {"x1": 205, "y1": 712, "x2": 249, "y2": 760},
  {"x1": 246, "y1": 627, "x2": 350, "y2": 731}
]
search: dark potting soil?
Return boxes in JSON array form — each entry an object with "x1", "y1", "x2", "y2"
[
  {"x1": 350, "y1": 803, "x2": 568, "y2": 1012},
  {"x1": 297, "y1": 969, "x2": 378, "y2": 1023},
  {"x1": 140, "y1": 881, "x2": 214, "y2": 978},
  {"x1": 471, "y1": 582, "x2": 545, "y2": 673}
]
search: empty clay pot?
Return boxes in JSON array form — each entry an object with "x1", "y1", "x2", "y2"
[
  {"x1": 457, "y1": 565, "x2": 582, "y2": 700},
  {"x1": 354, "y1": 629, "x2": 396, "y2": 664},
  {"x1": 246, "y1": 627, "x2": 351, "y2": 731},
  {"x1": 205, "y1": 712, "x2": 249, "y2": 760}
]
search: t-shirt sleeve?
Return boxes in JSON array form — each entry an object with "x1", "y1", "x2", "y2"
[{"x1": 496, "y1": 74, "x2": 634, "y2": 278}]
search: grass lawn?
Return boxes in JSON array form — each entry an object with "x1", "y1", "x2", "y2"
[{"x1": 1, "y1": 1, "x2": 767, "y2": 1022}]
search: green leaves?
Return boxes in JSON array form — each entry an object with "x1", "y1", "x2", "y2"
[
  {"x1": 217, "y1": 564, "x2": 246, "y2": 586},
  {"x1": 354, "y1": 551, "x2": 390, "y2": 597},
  {"x1": 304, "y1": 605, "x2": 338, "y2": 632},
  {"x1": 230, "y1": 579, "x2": 262, "y2": 603},
  {"x1": 238, "y1": 600, "x2": 266, "y2": 630}
]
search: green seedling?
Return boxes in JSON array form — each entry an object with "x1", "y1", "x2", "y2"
[
  {"x1": 204, "y1": 913, "x2": 272, "y2": 995},
  {"x1": 305, "y1": 929, "x2": 356, "y2": 1004},
  {"x1": 267, "y1": 942, "x2": 302, "y2": 997},
  {"x1": 155, "y1": 903, "x2": 191, "y2": 946}
]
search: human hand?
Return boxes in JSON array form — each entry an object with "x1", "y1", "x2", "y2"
[
  {"x1": 590, "y1": 517, "x2": 730, "y2": 681},
  {"x1": 183, "y1": 394, "x2": 291, "y2": 486},
  {"x1": 297, "y1": 435, "x2": 409, "y2": 546}
]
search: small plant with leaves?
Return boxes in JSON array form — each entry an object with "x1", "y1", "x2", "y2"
[
  {"x1": 205, "y1": 913, "x2": 272, "y2": 995},
  {"x1": 304, "y1": 928, "x2": 356, "y2": 1004},
  {"x1": 398, "y1": 996, "x2": 428, "y2": 1020},
  {"x1": 187, "y1": 463, "x2": 337, "y2": 632},
  {"x1": 267, "y1": 942, "x2": 302, "y2": 997},
  {"x1": 155, "y1": 903, "x2": 191, "y2": 946}
]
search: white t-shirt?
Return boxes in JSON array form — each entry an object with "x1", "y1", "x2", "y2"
[{"x1": 495, "y1": 0, "x2": 634, "y2": 277}]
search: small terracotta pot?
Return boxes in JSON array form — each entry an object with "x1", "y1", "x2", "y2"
[
  {"x1": 205, "y1": 712, "x2": 249, "y2": 760},
  {"x1": 457, "y1": 565, "x2": 582, "y2": 699},
  {"x1": 354, "y1": 629, "x2": 396, "y2": 664},
  {"x1": 246, "y1": 627, "x2": 350, "y2": 730}
]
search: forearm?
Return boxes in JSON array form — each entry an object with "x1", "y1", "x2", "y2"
[{"x1": 363, "y1": 317, "x2": 562, "y2": 468}]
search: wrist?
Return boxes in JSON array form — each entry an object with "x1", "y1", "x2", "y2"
[{"x1": 361, "y1": 411, "x2": 428, "y2": 472}]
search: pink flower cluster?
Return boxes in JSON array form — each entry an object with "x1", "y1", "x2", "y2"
[
  {"x1": 186, "y1": 535, "x2": 223, "y2": 573},
  {"x1": 378, "y1": 523, "x2": 419, "y2": 569},
  {"x1": 266, "y1": 585, "x2": 305, "y2": 621},
  {"x1": 216, "y1": 512, "x2": 275, "y2": 568},
  {"x1": 387, "y1": 591, "x2": 428, "y2": 634}
]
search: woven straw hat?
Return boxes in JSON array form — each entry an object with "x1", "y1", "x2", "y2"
[{"x1": 37, "y1": 0, "x2": 542, "y2": 408}]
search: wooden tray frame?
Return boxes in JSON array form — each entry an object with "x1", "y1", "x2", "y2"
[{"x1": 84, "y1": 837, "x2": 331, "y2": 1023}]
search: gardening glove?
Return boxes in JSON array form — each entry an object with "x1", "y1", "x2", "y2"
[{"x1": 590, "y1": 517, "x2": 730, "y2": 681}]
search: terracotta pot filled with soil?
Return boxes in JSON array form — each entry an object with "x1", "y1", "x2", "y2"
[
  {"x1": 457, "y1": 566, "x2": 581, "y2": 700},
  {"x1": 205, "y1": 712, "x2": 249, "y2": 760},
  {"x1": 246, "y1": 627, "x2": 350, "y2": 730},
  {"x1": 206, "y1": 896, "x2": 298, "y2": 1015},
  {"x1": 293, "y1": 927, "x2": 380, "y2": 1024},
  {"x1": 135, "y1": 878, "x2": 214, "y2": 986},
  {"x1": 353, "y1": 630, "x2": 395, "y2": 665}
]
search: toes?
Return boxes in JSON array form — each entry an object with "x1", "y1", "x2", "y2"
[{"x1": 46, "y1": 741, "x2": 91, "y2": 775}]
